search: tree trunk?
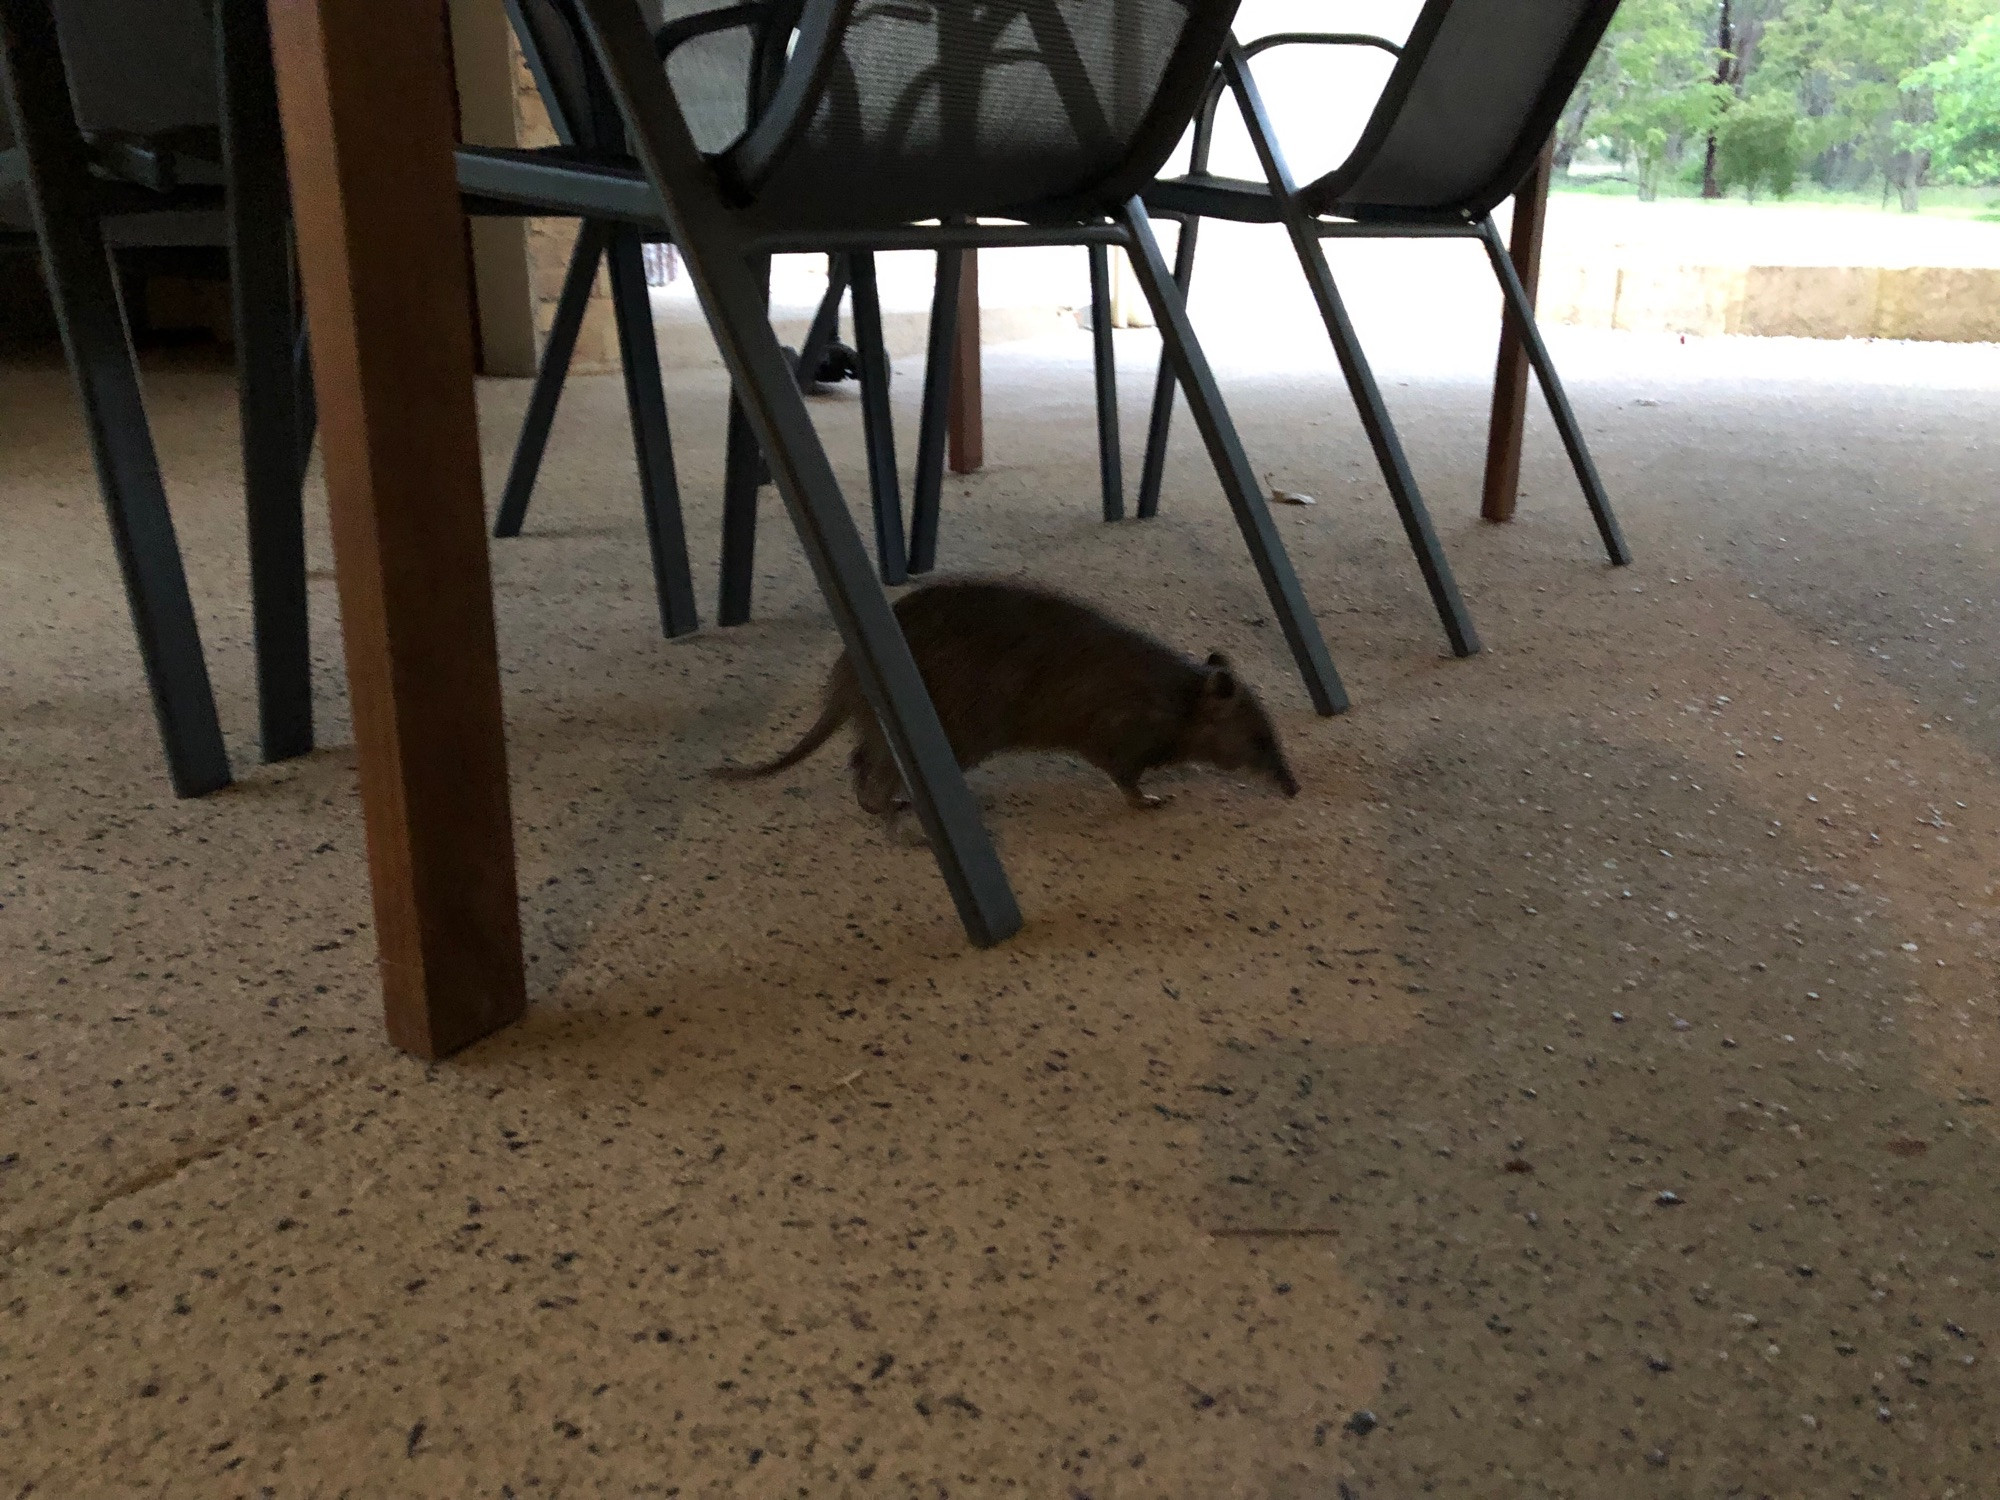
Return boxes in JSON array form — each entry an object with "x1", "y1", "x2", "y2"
[
  {"x1": 1702, "y1": 0, "x2": 1734, "y2": 200},
  {"x1": 1555, "y1": 88, "x2": 1593, "y2": 173},
  {"x1": 1889, "y1": 150, "x2": 1927, "y2": 214}
]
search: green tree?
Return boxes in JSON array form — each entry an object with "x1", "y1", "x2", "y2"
[
  {"x1": 1697, "y1": 0, "x2": 1792, "y2": 198},
  {"x1": 1907, "y1": 14, "x2": 2000, "y2": 182},
  {"x1": 1713, "y1": 90, "x2": 1805, "y2": 195},
  {"x1": 1568, "y1": 0, "x2": 2000, "y2": 207},
  {"x1": 1756, "y1": 0, "x2": 1996, "y2": 209},
  {"x1": 1572, "y1": 0, "x2": 1730, "y2": 198}
]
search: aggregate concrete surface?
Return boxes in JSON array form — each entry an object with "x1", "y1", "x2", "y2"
[{"x1": 1, "y1": 313, "x2": 1996, "y2": 1496}]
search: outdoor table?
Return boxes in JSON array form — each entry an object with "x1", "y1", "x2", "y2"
[{"x1": 260, "y1": 0, "x2": 1551, "y2": 1058}]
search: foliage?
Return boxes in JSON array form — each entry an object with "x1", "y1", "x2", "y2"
[
  {"x1": 1908, "y1": 14, "x2": 2000, "y2": 182},
  {"x1": 1565, "y1": 0, "x2": 2000, "y2": 206},
  {"x1": 1713, "y1": 90, "x2": 1804, "y2": 196},
  {"x1": 1570, "y1": 0, "x2": 1730, "y2": 199}
]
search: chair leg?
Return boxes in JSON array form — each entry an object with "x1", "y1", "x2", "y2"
[
  {"x1": 293, "y1": 319, "x2": 318, "y2": 478},
  {"x1": 493, "y1": 220, "x2": 606, "y2": 540},
  {"x1": 1117, "y1": 198, "x2": 1347, "y2": 718},
  {"x1": 1137, "y1": 214, "x2": 1199, "y2": 520},
  {"x1": 795, "y1": 253, "x2": 850, "y2": 391},
  {"x1": 1477, "y1": 217, "x2": 1631, "y2": 566},
  {"x1": 909, "y1": 246, "x2": 963, "y2": 575},
  {"x1": 1213, "y1": 41, "x2": 1475, "y2": 657},
  {"x1": 568, "y1": 0, "x2": 1019, "y2": 947},
  {"x1": 1287, "y1": 226, "x2": 1480, "y2": 658},
  {"x1": 0, "y1": 0, "x2": 230, "y2": 796},
  {"x1": 717, "y1": 253, "x2": 771, "y2": 627},
  {"x1": 848, "y1": 251, "x2": 907, "y2": 585},
  {"x1": 218, "y1": 0, "x2": 311, "y2": 763},
  {"x1": 606, "y1": 225, "x2": 700, "y2": 637},
  {"x1": 1088, "y1": 242, "x2": 1123, "y2": 522}
]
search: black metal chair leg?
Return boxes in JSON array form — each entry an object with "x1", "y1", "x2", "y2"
[
  {"x1": 849, "y1": 251, "x2": 907, "y2": 585},
  {"x1": 1477, "y1": 216, "x2": 1631, "y2": 566},
  {"x1": 1292, "y1": 229, "x2": 1479, "y2": 658},
  {"x1": 1137, "y1": 214, "x2": 1199, "y2": 520},
  {"x1": 1219, "y1": 42, "x2": 1477, "y2": 659},
  {"x1": 908, "y1": 245, "x2": 963, "y2": 575},
  {"x1": 1087, "y1": 242, "x2": 1124, "y2": 522},
  {"x1": 717, "y1": 252, "x2": 771, "y2": 627},
  {"x1": 795, "y1": 253, "x2": 850, "y2": 391},
  {"x1": 606, "y1": 225, "x2": 700, "y2": 637},
  {"x1": 493, "y1": 220, "x2": 607, "y2": 540},
  {"x1": 218, "y1": 0, "x2": 311, "y2": 763},
  {"x1": 1117, "y1": 198, "x2": 1347, "y2": 718},
  {"x1": 1, "y1": 0, "x2": 230, "y2": 796},
  {"x1": 572, "y1": 0, "x2": 1019, "y2": 947}
]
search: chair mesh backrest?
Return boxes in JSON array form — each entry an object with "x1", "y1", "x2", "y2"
[
  {"x1": 515, "y1": 0, "x2": 754, "y2": 155},
  {"x1": 50, "y1": 0, "x2": 217, "y2": 137},
  {"x1": 657, "y1": 0, "x2": 760, "y2": 153},
  {"x1": 1300, "y1": 0, "x2": 1615, "y2": 218},
  {"x1": 736, "y1": 0, "x2": 1236, "y2": 228}
]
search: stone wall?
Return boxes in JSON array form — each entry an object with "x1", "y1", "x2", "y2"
[{"x1": 1542, "y1": 262, "x2": 2000, "y2": 342}]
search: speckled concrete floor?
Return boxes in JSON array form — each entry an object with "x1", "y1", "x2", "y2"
[{"x1": 3, "y1": 315, "x2": 1998, "y2": 1498}]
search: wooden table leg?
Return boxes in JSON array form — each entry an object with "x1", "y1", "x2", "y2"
[
  {"x1": 1480, "y1": 139, "x2": 1554, "y2": 524},
  {"x1": 267, "y1": 0, "x2": 525, "y2": 1059},
  {"x1": 946, "y1": 249, "x2": 982, "y2": 475}
]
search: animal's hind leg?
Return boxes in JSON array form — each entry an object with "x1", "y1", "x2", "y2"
[
  {"x1": 852, "y1": 735, "x2": 936, "y2": 847},
  {"x1": 850, "y1": 735, "x2": 905, "y2": 818}
]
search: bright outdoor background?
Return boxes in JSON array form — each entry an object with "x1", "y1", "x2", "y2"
[{"x1": 677, "y1": 1, "x2": 2000, "y2": 354}]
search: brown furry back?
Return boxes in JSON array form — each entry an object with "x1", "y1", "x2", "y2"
[{"x1": 709, "y1": 578, "x2": 1204, "y2": 779}]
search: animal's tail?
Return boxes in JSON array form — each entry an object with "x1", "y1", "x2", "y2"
[{"x1": 709, "y1": 685, "x2": 849, "y2": 781}]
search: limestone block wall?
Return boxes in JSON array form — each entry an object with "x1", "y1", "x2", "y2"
[{"x1": 1541, "y1": 262, "x2": 2000, "y2": 342}]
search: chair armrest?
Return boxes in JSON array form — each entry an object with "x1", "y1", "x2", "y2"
[
  {"x1": 719, "y1": 0, "x2": 856, "y2": 194},
  {"x1": 1186, "y1": 31, "x2": 1403, "y2": 176},
  {"x1": 1237, "y1": 31, "x2": 1402, "y2": 63}
]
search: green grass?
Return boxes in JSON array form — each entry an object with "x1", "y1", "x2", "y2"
[{"x1": 1553, "y1": 173, "x2": 2000, "y2": 221}]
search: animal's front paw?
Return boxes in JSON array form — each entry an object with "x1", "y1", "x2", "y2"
[{"x1": 888, "y1": 811, "x2": 932, "y2": 848}]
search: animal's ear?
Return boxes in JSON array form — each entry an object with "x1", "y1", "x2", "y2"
[
  {"x1": 1202, "y1": 665, "x2": 1237, "y2": 701},
  {"x1": 1206, "y1": 652, "x2": 1230, "y2": 669}
]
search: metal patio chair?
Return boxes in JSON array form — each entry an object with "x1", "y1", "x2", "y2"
[
  {"x1": 513, "y1": 0, "x2": 1349, "y2": 946},
  {"x1": 1140, "y1": 0, "x2": 1634, "y2": 663},
  {"x1": 477, "y1": 1, "x2": 1131, "y2": 619},
  {"x1": 0, "y1": 0, "x2": 312, "y2": 796},
  {"x1": 465, "y1": 0, "x2": 907, "y2": 634}
]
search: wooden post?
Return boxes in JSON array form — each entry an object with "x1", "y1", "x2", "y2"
[
  {"x1": 1480, "y1": 139, "x2": 1554, "y2": 524},
  {"x1": 946, "y1": 249, "x2": 982, "y2": 474},
  {"x1": 267, "y1": 0, "x2": 526, "y2": 1058}
]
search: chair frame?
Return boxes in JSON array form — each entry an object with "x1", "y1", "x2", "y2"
[
  {"x1": 475, "y1": 0, "x2": 908, "y2": 633},
  {"x1": 1140, "y1": 19, "x2": 1633, "y2": 662},
  {"x1": 0, "y1": 0, "x2": 313, "y2": 794},
  {"x1": 484, "y1": 2, "x2": 1132, "y2": 599},
  {"x1": 558, "y1": 0, "x2": 1346, "y2": 946}
]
